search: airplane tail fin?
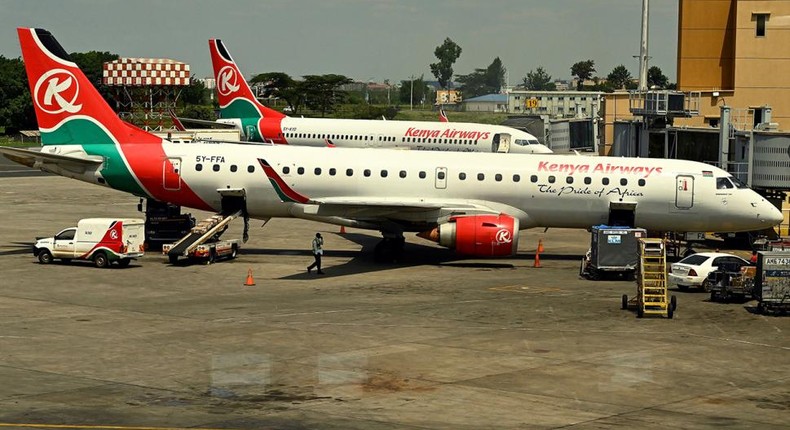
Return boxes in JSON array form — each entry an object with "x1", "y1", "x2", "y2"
[
  {"x1": 17, "y1": 28, "x2": 160, "y2": 146},
  {"x1": 439, "y1": 106, "x2": 449, "y2": 123},
  {"x1": 209, "y1": 39, "x2": 286, "y2": 120}
]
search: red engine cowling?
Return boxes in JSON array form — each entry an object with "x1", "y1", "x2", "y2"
[{"x1": 431, "y1": 214, "x2": 520, "y2": 257}]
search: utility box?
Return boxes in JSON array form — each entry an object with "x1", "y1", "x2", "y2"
[
  {"x1": 754, "y1": 251, "x2": 790, "y2": 314},
  {"x1": 582, "y1": 226, "x2": 647, "y2": 280}
]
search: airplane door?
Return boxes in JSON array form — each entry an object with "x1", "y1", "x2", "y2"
[
  {"x1": 435, "y1": 167, "x2": 447, "y2": 189},
  {"x1": 675, "y1": 175, "x2": 694, "y2": 209},
  {"x1": 163, "y1": 158, "x2": 181, "y2": 191},
  {"x1": 496, "y1": 133, "x2": 511, "y2": 153}
]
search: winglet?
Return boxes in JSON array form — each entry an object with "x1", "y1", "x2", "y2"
[
  {"x1": 168, "y1": 109, "x2": 186, "y2": 131},
  {"x1": 209, "y1": 39, "x2": 285, "y2": 120},
  {"x1": 258, "y1": 158, "x2": 310, "y2": 204}
]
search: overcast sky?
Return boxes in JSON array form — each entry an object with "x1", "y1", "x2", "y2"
[{"x1": 1, "y1": 0, "x2": 678, "y2": 85}]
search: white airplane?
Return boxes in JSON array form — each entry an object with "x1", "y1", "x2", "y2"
[
  {"x1": 3, "y1": 28, "x2": 783, "y2": 262},
  {"x1": 208, "y1": 39, "x2": 552, "y2": 154}
]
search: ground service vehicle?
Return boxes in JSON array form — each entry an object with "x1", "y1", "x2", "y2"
[
  {"x1": 33, "y1": 218, "x2": 145, "y2": 268},
  {"x1": 668, "y1": 252, "x2": 751, "y2": 290},
  {"x1": 162, "y1": 213, "x2": 242, "y2": 265}
]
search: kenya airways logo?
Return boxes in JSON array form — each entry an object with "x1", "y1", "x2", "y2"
[
  {"x1": 34, "y1": 69, "x2": 82, "y2": 114},
  {"x1": 217, "y1": 66, "x2": 240, "y2": 96},
  {"x1": 495, "y1": 229, "x2": 513, "y2": 244}
]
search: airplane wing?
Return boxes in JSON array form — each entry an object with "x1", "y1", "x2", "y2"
[
  {"x1": 0, "y1": 146, "x2": 102, "y2": 173},
  {"x1": 259, "y1": 158, "x2": 501, "y2": 223}
]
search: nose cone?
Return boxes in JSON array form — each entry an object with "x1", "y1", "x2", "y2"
[
  {"x1": 763, "y1": 201, "x2": 784, "y2": 226},
  {"x1": 530, "y1": 144, "x2": 554, "y2": 154}
]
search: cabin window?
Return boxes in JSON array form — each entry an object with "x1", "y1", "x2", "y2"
[
  {"x1": 602, "y1": 178, "x2": 609, "y2": 185},
  {"x1": 283, "y1": 166, "x2": 290, "y2": 174},
  {"x1": 381, "y1": 170, "x2": 388, "y2": 178},
  {"x1": 329, "y1": 168, "x2": 336, "y2": 176},
  {"x1": 247, "y1": 165, "x2": 255, "y2": 173},
  {"x1": 364, "y1": 169, "x2": 371, "y2": 177},
  {"x1": 314, "y1": 167, "x2": 322, "y2": 175},
  {"x1": 459, "y1": 172, "x2": 467, "y2": 180},
  {"x1": 566, "y1": 176, "x2": 574, "y2": 184},
  {"x1": 513, "y1": 174, "x2": 520, "y2": 182},
  {"x1": 584, "y1": 177, "x2": 591, "y2": 185},
  {"x1": 437, "y1": 171, "x2": 445, "y2": 180},
  {"x1": 297, "y1": 167, "x2": 305, "y2": 175},
  {"x1": 477, "y1": 173, "x2": 485, "y2": 181},
  {"x1": 230, "y1": 165, "x2": 237, "y2": 172},
  {"x1": 419, "y1": 171, "x2": 427, "y2": 179},
  {"x1": 717, "y1": 178, "x2": 734, "y2": 189},
  {"x1": 495, "y1": 173, "x2": 502, "y2": 182},
  {"x1": 399, "y1": 170, "x2": 407, "y2": 178},
  {"x1": 620, "y1": 178, "x2": 627, "y2": 186},
  {"x1": 195, "y1": 163, "x2": 203, "y2": 172},
  {"x1": 212, "y1": 164, "x2": 220, "y2": 172},
  {"x1": 548, "y1": 175, "x2": 555, "y2": 183},
  {"x1": 638, "y1": 178, "x2": 646, "y2": 186},
  {"x1": 530, "y1": 175, "x2": 538, "y2": 183},
  {"x1": 346, "y1": 168, "x2": 354, "y2": 176}
]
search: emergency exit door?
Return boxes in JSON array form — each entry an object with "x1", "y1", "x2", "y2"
[{"x1": 675, "y1": 175, "x2": 694, "y2": 209}]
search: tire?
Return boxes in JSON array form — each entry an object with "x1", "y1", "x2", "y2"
[
  {"x1": 637, "y1": 307, "x2": 644, "y2": 318},
  {"x1": 207, "y1": 249, "x2": 216, "y2": 265},
  {"x1": 667, "y1": 304, "x2": 674, "y2": 319},
  {"x1": 93, "y1": 252, "x2": 109, "y2": 269},
  {"x1": 621, "y1": 294, "x2": 628, "y2": 310},
  {"x1": 670, "y1": 295, "x2": 677, "y2": 312},
  {"x1": 230, "y1": 244, "x2": 238, "y2": 259},
  {"x1": 168, "y1": 255, "x2": 179, "y2": 265},
  {"x1": 38, "y1": 250, "x2": 53, "y2": 264},
  {"x1": 701, "y1": 279, "x2": 712, "y2": 292},
  {"x1": 117, "y1": 258, "x2": 131, "y2": 268}
]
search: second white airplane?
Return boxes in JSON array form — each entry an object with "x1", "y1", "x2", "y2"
[{"x1": 208, "y1": 39, "x2": 552, "y2": 154}]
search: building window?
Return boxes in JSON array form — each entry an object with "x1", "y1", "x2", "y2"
[{"x1": 755, "y1": 13, "x2": 769, "y2": 37}]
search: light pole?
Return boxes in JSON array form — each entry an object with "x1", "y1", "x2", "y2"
[{"x1": 409, "y1": 75, "x2": 415, "y2": 110}]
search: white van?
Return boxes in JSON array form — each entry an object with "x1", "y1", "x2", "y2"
[{"x1": 33, "y1": 218, "x2": 145, "y2": 268}]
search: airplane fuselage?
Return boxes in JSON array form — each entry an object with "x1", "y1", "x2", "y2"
[
  {"x1": 217, "y1": 116, "x2": 551, "y2": 154},
  {"x1": 47, "y1": 142, "x2": 778, "y2": 234}
]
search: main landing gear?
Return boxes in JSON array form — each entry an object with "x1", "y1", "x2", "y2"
[{"x1": 374, "y1": 234, "x2": 405, "y2": 263}]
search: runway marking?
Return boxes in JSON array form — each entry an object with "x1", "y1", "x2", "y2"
[
  {"x1": 488, "y1": 285, "x2": 563, "y2": 294},
  {"x1": 0, "y1": 424, "x2": 230, "y2": 430}
]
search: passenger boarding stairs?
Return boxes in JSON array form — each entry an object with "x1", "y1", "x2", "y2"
[
  {"x1": 166, "y1": 210, "x2": 242, "y2": 259},
  {"x1": 622, "y1": 238, "x2": 676, "y2": 318}
]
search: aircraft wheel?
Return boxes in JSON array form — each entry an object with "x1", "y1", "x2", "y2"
[
  {"x1": 38, "y1": 250, "x2": 53, "y2": 264},
  {"x1": 621, "y1": 294, "x2": 628, "y2": 310},
  {"x1": 670, "y1": 295, "x2": 677, "y2": 312}
]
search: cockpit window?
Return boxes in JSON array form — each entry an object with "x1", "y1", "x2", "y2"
[
  {"x1": 513, "y1": 138, "x2": 541, "y2": 146},
  {"x1": 716, "y1": 178, "x2": 734, "y2": 189},
  {"x1": 730, "y1": 176, "x2": 749, "y2": 189}
]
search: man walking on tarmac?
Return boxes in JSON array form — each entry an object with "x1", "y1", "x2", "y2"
[{"x1": 307, "y1": 232, "x2": 324, "y2": 274}]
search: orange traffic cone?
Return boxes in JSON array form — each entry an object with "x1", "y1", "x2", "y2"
[
  {"x1": 537, "y1": 239, "x2": 544, "y2": 253},
  {"x1": 244, "y1": 268, "x2": 256, "y2": 286},
  {"x1": 534, "y1": 239, "x2": 543, "y2": 268},
  {"x1": 339, "y1": 225, "x2": 346, "y2": 234}
]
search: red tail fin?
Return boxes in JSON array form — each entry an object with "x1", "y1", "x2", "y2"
[
  {"x1": 209, "y1": 39, "x2": 285, "y2": 120},
  {"x1": 18, "y1": 28, "x2": 159, "y2": 145}
]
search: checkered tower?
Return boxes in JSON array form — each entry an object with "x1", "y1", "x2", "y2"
[{"x1": 103, "y1": 57, "x2": 190, "y2": 131}]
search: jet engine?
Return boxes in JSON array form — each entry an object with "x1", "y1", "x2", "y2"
[{"x1": 418, "y1": 214, "x2": 520, "y2": 257}]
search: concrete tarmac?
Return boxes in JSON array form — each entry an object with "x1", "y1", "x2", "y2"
[{"x1": 0, "y1": 176, "x2": 788, "y2": 429}]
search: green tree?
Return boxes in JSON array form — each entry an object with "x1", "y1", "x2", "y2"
[
  {"x1": 398, "y1": 75, "x2": 429, "y2": 106},
  {"x1": 523, "y1": 66, "x2": 556, "y2": 90},
  {"x1": 607, "y1": 64, "x2": 632, "y2": 89},
  {"x1": 301, "y1": 74, "x2": 353, "y2": 117},
  {"x1": 0, "y1": 55, "x2": 36, "y2": 133},
  {"x1": 570, "y1": 60, "x2": 596, "y2": 90},
  {"x1": 250, "y1": 72, "x2": 301, "y2": 111},
  {"x1": 429, "y1": 37, "x2": 462, "y2": 89},
  {"x1": 457, "y1": 57, "x2": 506, "y2": 99},
  {"x1": 647, "y1": 66, "x2": 669, "y2": 89}
]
